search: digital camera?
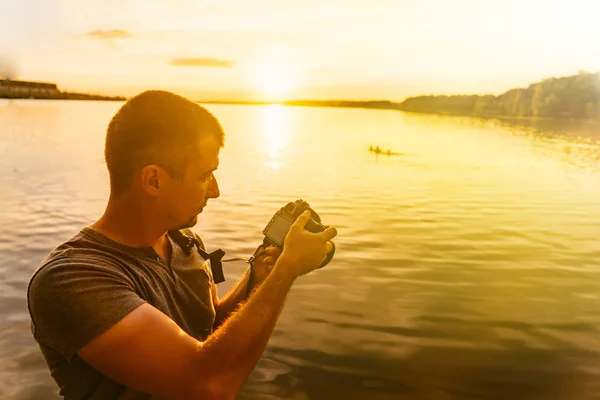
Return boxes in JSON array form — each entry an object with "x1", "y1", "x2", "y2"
[{"x1": 262, "y1": 199, "x2": 336, "y2": 268}]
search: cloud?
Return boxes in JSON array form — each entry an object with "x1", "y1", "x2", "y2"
[
  {"x1": 170, "y1": 58, "x2": 234, "y2": 68},
  {"x1": 85, "y1": 29, "x2": 134, "y2": 40},
  {"x1": 313, "y1": 68, "x2": 335, "y2": 74}
]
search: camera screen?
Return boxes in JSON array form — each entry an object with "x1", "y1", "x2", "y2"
[{"x1": 266, "y1": 215, "x2": 293, "y2": 245}]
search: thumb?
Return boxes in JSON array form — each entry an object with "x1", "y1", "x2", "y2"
[{"x1": 289, "y1": 210, "x2": 311, "y2": 234}]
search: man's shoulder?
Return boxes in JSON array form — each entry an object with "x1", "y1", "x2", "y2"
[
  {"x1": 27, "y1": 228, "x2": 141, "y2": 324},
  {"x1": 37, "y1": 228, "x2": 109, "y2": 266},
  {"x1": 27, "y1": 228, "x2": 148, "y2": 363},
  {"x1": 31, "y1": 228, "x2": 128, "y2": 288}
]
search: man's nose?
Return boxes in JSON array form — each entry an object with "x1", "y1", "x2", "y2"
[{"x1": 208, "y1": 175, "x2": 220, "y2": 199}]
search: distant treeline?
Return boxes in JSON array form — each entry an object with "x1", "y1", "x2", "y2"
[
  {"x1": 205, "y1": 71, "x2": 600, "y2": 120},
  {"x1": 202, "y1": 99, "x2": 402, "y2": 110},
  {"x1": 399, "y1": 71, "x2": 600, "y2": 119},
  {"x1": 0, "y1": 91, "x2": 126, "y2": 101},
  {"x1": 282, "y1": 100, "x2": 400, "y2": 110},
  {"x1": 0, "y1": 79, "x2": 126, "y2": 101}
]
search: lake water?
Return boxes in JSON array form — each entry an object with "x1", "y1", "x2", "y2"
[{"x1": 1, "y1": 100, "x2": 600, "y2": 400}]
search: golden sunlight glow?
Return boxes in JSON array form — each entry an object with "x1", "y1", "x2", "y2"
[
  {"x1": 252, "y1": 60, "x2": 299, "y2": 99},
  {"x1": 4, "y1": 1, "x2": 600, "y2": 99}
]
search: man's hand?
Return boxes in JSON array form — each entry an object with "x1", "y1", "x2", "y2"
[
  {"x1": 251, "y1": 245, "x2": 283, "y2": 285},
  {"x1": 277, "y1": 210, "x2": 338, "y2": 278}
]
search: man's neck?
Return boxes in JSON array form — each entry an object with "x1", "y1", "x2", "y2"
[{"x1": 91, "y1": 191, "x2": 167, "y2": 248}]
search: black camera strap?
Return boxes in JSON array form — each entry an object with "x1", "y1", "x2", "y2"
[
  {"x1": 168, "y1": 229, "x2": 226, "y2": 284},
  {"x1": 168, "y1": 229, "x2": 267, "y2": 287},
  {"x1": 169, "y1": 228, "x2": 334, "y2": 302}
]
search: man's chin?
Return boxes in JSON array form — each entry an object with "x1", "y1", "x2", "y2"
[{"x1": 177, "y1": 215, "x2": 198, "y2": 230}]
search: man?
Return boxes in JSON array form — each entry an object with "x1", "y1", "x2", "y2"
[{"x1": 27, "y1": 90, "x2": 337, "y2": 400}]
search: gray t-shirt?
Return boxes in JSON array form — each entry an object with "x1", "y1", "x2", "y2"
[{"x1": 27, "y1": 227, "x2": 217, "y2": 400}]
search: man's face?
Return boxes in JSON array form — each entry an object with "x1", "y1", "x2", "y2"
[{"x1": 161, "y1": 136, "x2": 221, "y2": 230}]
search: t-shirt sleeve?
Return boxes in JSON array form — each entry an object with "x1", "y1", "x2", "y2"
[{"x1": 28, "y1": 256, "x2": 146, "y2": 361}]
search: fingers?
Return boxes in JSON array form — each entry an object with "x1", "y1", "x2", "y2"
[
  {"x1": 290, "y1": 212, "x2": 337, "y2": 239},
  {"x1": 319, "y1": 225, "x2": 338, "y2": 241},
  {"x1": 264, "y1": 246, "x2": 283, "y2": 257},
  {"x1": 326, "y1": 241, "x2": 333, "y2": 253},
  {"x1": 289, "y1": 210, "x2": 311, "y2": 234},
  {"x1": 263, "y1": 256, "x2": 274, "y2": 265},
  {"x1": 255, "y1": 246, "x2": 279, "y2": 266}
]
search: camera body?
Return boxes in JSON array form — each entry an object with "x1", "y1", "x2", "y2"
[{"x1": 262, "y1": 199, "x2": 335, "y2": 268}]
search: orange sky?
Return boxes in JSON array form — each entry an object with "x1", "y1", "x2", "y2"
[{"x1": 1, "y1": 0, "x2": 599, "y2": 101}]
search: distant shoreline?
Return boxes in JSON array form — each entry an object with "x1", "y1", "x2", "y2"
[
  {"x1": 199, "y1": 99, "x2": 404, "y2": 111},
  {"x1": 203, "y1": 71, "x2": 600, "y2": 120},
  {"x1": 3, "y1": 70, "x2": 599, "y2": 120},
  {"x1": 0, "y1": 79, "x2": 126, "y2": 102},
  {"x1": 3, "y1": 96, "x2": 593, "y2": 123},
  {"x1": 199, "y1": 100, "x2": 599, "y2": 122},
  {"x1": 0, "y1": 93, "x2": 126, "y2": 101},
  {"x1": 3, "y1": 97, "x2": 597, "y2": 124}
]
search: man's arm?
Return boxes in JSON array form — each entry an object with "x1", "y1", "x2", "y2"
[
  {"x1": 79, "y1": 212, "x2": 337, "y2": 400},
  {"x1": 211, "y1": 269, "x2": 249, "y2": 328},
  {"x1": 212, "y1": 246, "x2": 282, "y2": 328},
  {"x1": 79, "y1": 260, "x2": 295, "y2": 400}
]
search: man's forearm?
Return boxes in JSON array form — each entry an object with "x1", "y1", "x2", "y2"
[
  {"x1": 213, "y1": 267, "x2": 252, "y2": 327},
  {"x1": 196, "y1": 258, "x2": 296, "y2": 399}
]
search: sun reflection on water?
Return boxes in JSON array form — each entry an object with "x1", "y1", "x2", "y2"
[{"x1": 260, "y1": 104, "x2": 290, "y2": 169}]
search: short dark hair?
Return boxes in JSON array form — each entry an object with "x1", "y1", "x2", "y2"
[{"x1": 105, "y1": 90, "x2": 224, "y2": 195}]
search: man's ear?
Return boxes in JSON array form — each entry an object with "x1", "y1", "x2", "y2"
[{"x1": 141, "y1": 165, "x2": 161, "y2": 195}]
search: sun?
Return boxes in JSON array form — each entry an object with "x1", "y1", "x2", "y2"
[{"x1": 253, "y1": 60, "x2": 299, "y2": 99}]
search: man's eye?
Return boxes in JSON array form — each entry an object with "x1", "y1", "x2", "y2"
[{"x1": 200, "y1": 173, "x2": 212, "y2": 182}]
